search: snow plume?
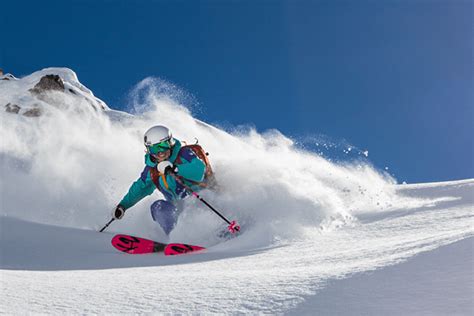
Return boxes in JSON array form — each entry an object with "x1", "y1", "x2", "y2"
[
  {"x1": 0, "y1": 70, "x2": 433, "y2": 248},
  {"x1": 126, "y1": 76, "x2": 197, "y2": 115},
  {"x1": 295, "y1": 133, "x2": 371, "y2": 162}
]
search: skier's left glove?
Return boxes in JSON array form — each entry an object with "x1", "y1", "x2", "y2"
[{"x1": 157, "y1": 161, "x2": 178, "y2": 175}]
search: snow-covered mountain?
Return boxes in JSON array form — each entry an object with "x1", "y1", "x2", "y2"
[
  {"x1": 1, "y1": 68, "x2": 472, "y2": 314},
  {"x1": 1, "y1": 68, "x2": 108, "y2": 115}
]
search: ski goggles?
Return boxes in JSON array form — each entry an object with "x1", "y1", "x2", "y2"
[{"x1": 147, "y1": 140, "x2": 172, "y2": 154}]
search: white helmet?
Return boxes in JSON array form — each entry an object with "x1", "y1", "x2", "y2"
[{"x1": 143, "y1": 125, "x2": 176, "y2": 147}]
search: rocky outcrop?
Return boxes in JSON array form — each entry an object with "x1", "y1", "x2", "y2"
[
  {"x1": 1, "y1": 68, "x2": 110, "y2": 119},
  {"x1": 23, "y1": 108, "x2": 42, "y2": 117},
  {"x1": 5, "y1": 103, "x2": 21, "y2": 114},
  {"x1": 4, "y1": 103, "x2": 42, "y2": 117},
  {"x1": 29, "y1": 74, "x2": 65, "y2": 94}
]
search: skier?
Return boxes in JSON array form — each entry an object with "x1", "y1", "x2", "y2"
[{"x1": 112, "y1": 125, "x2": 213, "y2": 235}]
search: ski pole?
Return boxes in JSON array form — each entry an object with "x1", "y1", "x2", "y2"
[
  {"x1": 99, "y1": 218, "x2": 115, "y2": 232},
  {"x1": 170, "y1": 173, "x2": 240, "y2": 233}
]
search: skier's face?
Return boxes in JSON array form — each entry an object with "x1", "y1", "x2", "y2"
[
  {"x1": 153, "y1": 149, "x2": 171, "y2": 162},
  {"x1": 147, "y1": 140, "x2": 172, "y2": 162}
]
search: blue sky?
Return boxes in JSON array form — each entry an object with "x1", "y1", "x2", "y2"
[{"x1": 2, "y1": 0, "x2": 472, "y2": 183}]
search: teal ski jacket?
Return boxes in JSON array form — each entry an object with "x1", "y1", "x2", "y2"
[{"x1": 119, "y1": 139, "x2": 206, "y2": 210}]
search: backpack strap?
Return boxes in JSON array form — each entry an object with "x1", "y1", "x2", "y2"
[{"x1": 150, "y1": 167, "x2": 169, "y2": 189}]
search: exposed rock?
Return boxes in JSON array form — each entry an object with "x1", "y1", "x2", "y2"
[
  {"x1": 0, "y1": 68, "x2": 3, "y2": 76},
  {"x1": 30, "y1": 74, "x2": 65, "y2": 94},
  {"x1": 23, "y1": 108, "x2": 42, "y2": 117},
  {"x1": 5, "y1": 102, "x2": 42, "y2": 117},
  {"x1": 5, "y1": 103, "x2": 21, "y2": 114}
]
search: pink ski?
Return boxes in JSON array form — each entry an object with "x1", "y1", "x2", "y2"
[
  {"x1": 111, "y1": 234, "x2": 205, "y2": 256},
  {"x1": 164, "y1": 243, "x2": 206, "y2": 256}
]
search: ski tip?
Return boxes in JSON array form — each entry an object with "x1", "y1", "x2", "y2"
[
  {"x1": 164, "y1": 243, "x2": 206, "y2": 256},
  {"x1": 111, "y1": 234, "x2": 165, "y2": 254}
]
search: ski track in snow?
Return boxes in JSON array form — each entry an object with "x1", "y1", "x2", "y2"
[{"x1": 1, "y1": 69, "x2": 473, "y2": 314}]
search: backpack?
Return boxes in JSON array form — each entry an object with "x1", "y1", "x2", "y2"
[
  {"x1": 180, "y1": 144, "x2": 214, "y2": 180},
  {"x1": 150, "y1": 143, "x2": 215, "y2": 190}
]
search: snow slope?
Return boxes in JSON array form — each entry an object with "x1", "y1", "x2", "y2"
[
  {"x1": 293, "y1": 237, "x2": 473, "y2": 315},
  {"x1": 1, "y1": 68, "x2": 473, "y2": 314}
]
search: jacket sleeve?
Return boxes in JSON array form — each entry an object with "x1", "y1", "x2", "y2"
[
  {"x1": 119, "y1": 168, "x2": 156, "y2": 210},
  {"x1": 176, "y1": 149, "x2": 206, "y2": 182}
]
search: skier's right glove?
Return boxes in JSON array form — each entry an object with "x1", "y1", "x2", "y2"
[{"x1": 113, "y1": 204, "x2": 125, "y2": 220}]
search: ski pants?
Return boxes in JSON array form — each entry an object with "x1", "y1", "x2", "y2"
[{"x1": 150, "y1": 200, "x2": 183, "y2": 235}]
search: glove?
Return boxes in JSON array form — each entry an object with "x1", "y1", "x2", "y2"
[
  {"x1": 157, "y1": 161, "x2": 177, "y2": 175},
  {"x1": 113, "y1": 204, "x2": 125, "y2": 220}
]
